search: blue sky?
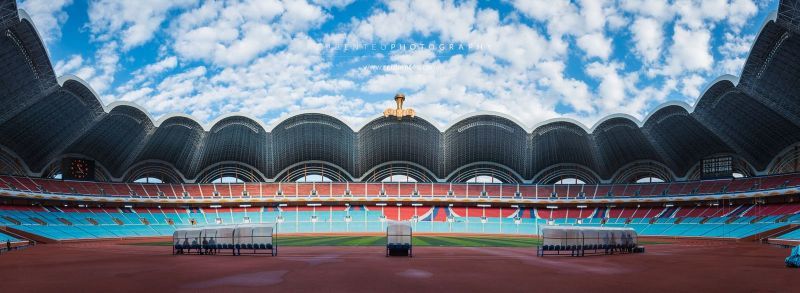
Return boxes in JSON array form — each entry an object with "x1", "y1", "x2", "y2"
[{"x1": 19, "y1": 0, "x2": 778, "y2": 130}]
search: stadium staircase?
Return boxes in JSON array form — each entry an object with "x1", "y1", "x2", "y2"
[
  {"x1": 1, "y1": 226, "x2": 52, "y2": 244},
  {"x1": 751, "y1": 224, "x2": 800, "y2": 242}
]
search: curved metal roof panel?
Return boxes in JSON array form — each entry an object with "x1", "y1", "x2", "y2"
[{"x1": 0, "y1": 2, "x2": 798, "y2": 182}]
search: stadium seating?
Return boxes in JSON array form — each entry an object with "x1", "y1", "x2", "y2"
[
  {"x1": 3, "y1": 174, "x2": 800, "y2": 241},
  {"x1": 6, "y1": 173, "x2": 800, "y2": 200},
  {"x1": 1, "y1": 200, "x2": 798, "y2": 241}
]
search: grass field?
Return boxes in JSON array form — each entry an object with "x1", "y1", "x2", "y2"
[{"x1": 130, "y1": 235, "x2": 672, "y2": 247}]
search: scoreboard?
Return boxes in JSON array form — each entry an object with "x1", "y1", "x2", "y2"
[
  {"x1": 61, "y1": 158, "x2": 95, "y2": 181},
  {"x1": 701, "y1": 156, "x2": 733, "y2": 179}
]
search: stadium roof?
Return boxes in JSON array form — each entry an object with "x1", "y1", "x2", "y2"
[{"x1": 0, "y1": 0, "x2": 799, "y2": 184}]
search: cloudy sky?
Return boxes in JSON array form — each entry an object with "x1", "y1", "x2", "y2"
[{"x1": 20, "y1": 0, "x2": 777, "y2": 130}]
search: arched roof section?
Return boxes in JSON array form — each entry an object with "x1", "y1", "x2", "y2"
[
  {"x1": 358, "y1": 161, "x2": 439, "y2": 182},
  {"x1": 0, "y1": 84, "x2": 104, "y2": 172},
  {"x1": 592, "y1": 117, "x2": 662, "y2": 178},
  {"x1": 0, "y1": 15, "x2": 57, "y2": 124},
  {"x1": 357, "y1": 116, "x2": 441, "y2": 177},
  {"x1": 530, "y1": 121, "x2": 597, "y2": 176},
  {"x1": 64, "y1": 105, "x2": 154, "y2": 177},
  {"x1": 442, "y1": 115, "x2": 527, "y2": 178},
  {"x1": 610, "y1": 160, "x2": 677, "y2": 183},
  {"x1": 272, "y1": 160, "x2": 355, "y2": 182},
  {"x1": 195, "y1": 116, "x2": 269, "y2": 178},
  {"x1": 271, "y1": 113, "x2": 355, "y2": 177},
  {"x1": 778, "y1": 0, "x2": 800, "y2": 34},
  {"x1": 135, "y1": 116, "x2": 204, "y2": 176},
  {"x1": 58, "y1": 76, "x2": 105, "y2": 113},
  {"x1": 737, "y1": 20, "x2": 800, "y2": 127},
  {"x1": 532, "y1": 163, "x2": 601, "y2": 185},
  {"x1": 207, "y1": 112, "x2": 270, "y2": 133},
  {"x1": 0, "y1": 1, "x2": 18, "y2": 31},
  {"x1": 445, "y1": 162, "x2": 525, "y2": 184},
  {"x1": 194, "y1": 161, "x2": 268, "y2": 183},
  {"x1": 121, "y1": 160, "x2": 187, "y2": 184},
  {"x1": 692, "y1": 88, "x2": 800, "y2": 170},
  {"x1": 443, "y1": 110, "x2": 530, "y2": 132},
  {"x1": 643, "y1": 105, "x2": 731, "y2": 177}
]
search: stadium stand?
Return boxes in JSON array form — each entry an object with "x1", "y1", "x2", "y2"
[
  {"x1": 2, "y1": 177, "x2": 800, "y2": 241},
  {"x1": 0, "y1": 0, "x2": 799, "y2": 247}
]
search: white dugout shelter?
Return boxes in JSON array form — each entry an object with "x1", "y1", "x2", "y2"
[
  {"x1": 173, "y1": 223, "x2": 276, "y2": 256},
  {"x1": 386, "y1": 221, "x2": 413, "y2": 257},
  {"x1": 538, "y1": 226, "x2": 639, "y2": 256}
]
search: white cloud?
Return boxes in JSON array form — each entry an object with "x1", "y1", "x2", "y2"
[
  {"x1": 390, "y1": 49, "x2": 436, "y2": 64},
  {"x1": 348, "y1": 0, "x2": 477, "y2": 43},
  {"x1": 727, "y1": 0, "x2": 758, "y2": 28},
  {"x1": 660, "y1": 25, "x2": 713, "y2": 76},
  {"x1": 19, "y1": 0, "x2": 73, "y2": 45},
  {"x1": 619, "y1": 0, "x2": 673, "y2": 21},
  {"x1": 680, "y1": 74, "x2": 706, "y2": 98},
  {"x1": 537, "y1": 61, "x2": 593, "y2": 113},
  {"x1": 631, "y1": 17, "x2": 663, "y2": 63},
  {"x1": 88, "y1": 0, "x2": 197, "y2": 50},
  {"x1": 54, "y1": 55, "x2": 83, "y2": 75},
  {"x1": 576, "y1": 33, "x2": 613, "y2": 60},
  {"x1": 141, "y1": 56, "x2": 178, "y2": 76},
  {"x1": 170, "y1": 0, "x2": 331, "y2": 66},
  {"x1": 90, "y1": 42, "x2": 121, "y2": 97},
  {"x1": 281, "y1": 0, "x2": 328, "y2": 32},
  {"x1": 586, "y1": 62, "x2": 627, "y2": 112},
  {"x1": 51, "y1": 42, "x2": 119, "y2": 100},
  {"x1": 311, "y1": 0, "x2": 356, "y2": 9},
  {"x1": 672, "y1": 0, "x2": 758, "y2": 30},
  {"x1": 43, "y1": 0, "x2": 771, "y2": 130},
  {"x1": 717, "y1": 32, "x2": 756, "y2": 75}
]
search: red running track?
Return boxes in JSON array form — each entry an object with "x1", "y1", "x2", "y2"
[{"x1": 0, "y1": 238, "x2": 795, "y2": 292}]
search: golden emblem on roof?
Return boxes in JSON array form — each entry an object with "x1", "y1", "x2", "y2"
[{"x1": 383, "y1": 93, "x2": 415, "y2": 120}]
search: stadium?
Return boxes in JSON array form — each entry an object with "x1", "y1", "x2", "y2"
[{"x1": 1, "y1": 0, "x2": 799, "y2": 291}]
